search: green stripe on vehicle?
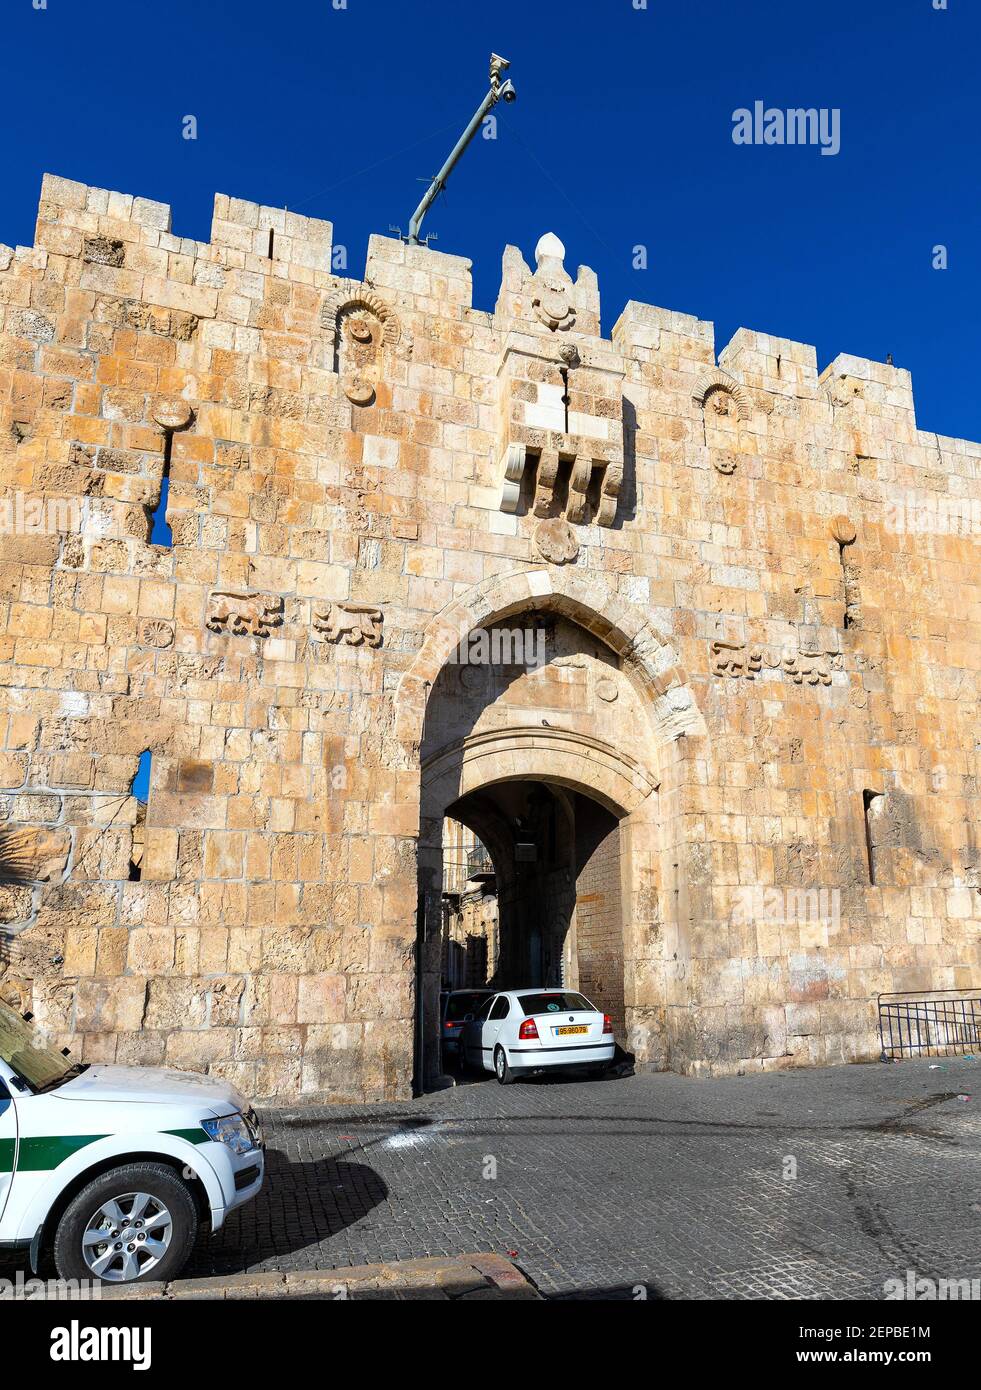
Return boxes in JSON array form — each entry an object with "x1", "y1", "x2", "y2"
[
  {"x1": 0, "y1": 1133, "x2": 107, "y2": 1173},
  {"x1": 163, "y1": 1127, "x2": 210, "y2": 1145}
]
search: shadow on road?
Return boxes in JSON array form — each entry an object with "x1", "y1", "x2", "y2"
[{"x1": 184, "y1": 1149, "x2": 389, "y2": 1278}]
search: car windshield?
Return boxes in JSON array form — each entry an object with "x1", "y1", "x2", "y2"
[
  {"x1": 519, "y1": 992, "x2": 594, "y2": 1016},
  {"x1": 0, "y1": 998, "x2": 79, "y2": 1092},
  {"x1": 445, "y1": 992, "x2": 491, "y2": 1021}
]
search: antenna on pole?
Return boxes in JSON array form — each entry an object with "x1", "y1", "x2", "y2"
[{"x1": 399, "y1": 53, "x2": 516, "y2": 247}]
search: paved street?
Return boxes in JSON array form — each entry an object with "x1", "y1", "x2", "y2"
[
  {"x1": 3, "y1": 1057, "x2": 978, "y2": 1299},
  {"x1": 202, "y1": 1056, "x2": 980, "y2": 1298}
]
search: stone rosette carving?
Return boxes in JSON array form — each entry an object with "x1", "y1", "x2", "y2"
[
  {"x1": 313, "y1": 602, "x2": 384, "y2": 647},
  {"x1": 139, "y1": 619, "x2": 174, "y2": 648},
  {"x1": 830, "y1": 514, "x2": 857, "y2": 545},
  {"x1": 595, "y1": 677, "x2": 619, "y2": 703},
  {"x1": 205, "y1": 591, "x2": 284, "y2": 638},
  {"x1": 535, "y1": 518, "x2": 580, "y2": 565},
  {"x1": 714, "y1": 452, "x2": 738, "y2": 475}
]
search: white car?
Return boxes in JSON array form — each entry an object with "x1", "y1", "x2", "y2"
[
  {"x1": 0, "y1": 999, "x2": 264, "y2": 1285},
  {"x1": 461, "y1": 989, "x2": 616, "y2": 1084}
]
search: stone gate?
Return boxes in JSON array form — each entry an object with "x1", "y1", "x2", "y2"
[{"x1": 0, "y1": 173, "x2": 978, "y2": 1101}]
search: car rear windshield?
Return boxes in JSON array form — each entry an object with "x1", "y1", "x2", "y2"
[
  {"x1": 519, "y1": 993, "x2": 594, "y2": 1016},
  {"x1": 445, "y1": 992, "x2": 492, "y2": 1021}
]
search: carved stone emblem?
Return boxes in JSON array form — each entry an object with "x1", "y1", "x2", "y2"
[
  {"x1": 692, "y1": 369, "x2": 752, "y2": 421},
  {"x1": 531, "y1": 233, "x2": 576, "y2": 332},
  {"x1": 341, "y1": 373, "x2": 375, "y2": 406},
  {"x1": 830, "y1": 514, "x2": 857, "y2": 545},
  {"x1": 714, "y1": 452, "x2": 738, "y2": 475},
  {"x1": 323, "y1": 286, "x2": 401, "y2": 406},
  {"x1": 140, "y1": 619, "x2": 175, "y2": 648},
  {"x1": 534, "y1": 518, "x2": 580, "y2": 565},
  {"x1": 313, "y1": 602, "x2": 384, "y2": 647},
  {"x1": 151, "y1": 396, "x2": 193, "y2": 431},
  {"x1": 206, "y1": 591, "x2": 284, "y2": 638}
]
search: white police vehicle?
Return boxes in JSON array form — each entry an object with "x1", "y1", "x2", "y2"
[{"x1": 0, "y1": 998, "x2": 264, "y2": 1284}]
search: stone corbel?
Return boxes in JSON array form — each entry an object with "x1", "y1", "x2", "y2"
[
  {"x1": 499, "y1": 443, "x2": 526, "y2": 515},
  {"x1": 566, "y1": 456, "x2": 593, "y2": 524},
  {"x1": 533, "y1": 449, "x2": 561, "y2": 518},
  {"x1": 595, "y1": 459, "x2": 623, "y2": 528}
]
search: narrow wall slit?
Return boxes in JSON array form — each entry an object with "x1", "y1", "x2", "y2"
[
  {"x1": 838, "y1": 537, "x2": 861, "y2": 629},
  {"x1": 863, "y1": 789, "x2": 882, "y2": 885},
  {"x1": 150, "y1": 432, "x2": 174, "y2": 546},
  {"x1": 128, "y1": 750, "x2": 152, "y2": 882}
]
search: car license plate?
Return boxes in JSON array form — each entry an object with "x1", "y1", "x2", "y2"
[{"x1": 556, "y1": 1025, "x2": 588, "y2": 1035}]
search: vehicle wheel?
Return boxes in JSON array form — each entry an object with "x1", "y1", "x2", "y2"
[
  {"x1": 494, "y1": 1046, "x2": 515, "y2": 1085},
  {"x1": 54, "y1": 1162, "x2": 198, "y2": 1286}
]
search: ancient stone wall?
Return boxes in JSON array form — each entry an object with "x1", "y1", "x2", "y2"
[{"x1": 0, "y1": 172, "x2": 978, "y2": 1101}]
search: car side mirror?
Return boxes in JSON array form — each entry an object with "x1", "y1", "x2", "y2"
[{"x1": 464, "y1": 1013, "x2": 474, "y2": 1023}]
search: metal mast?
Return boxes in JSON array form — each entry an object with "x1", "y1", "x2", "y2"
[{"x1": 404, "y1": 53, "x2": 516, "y2": 247}]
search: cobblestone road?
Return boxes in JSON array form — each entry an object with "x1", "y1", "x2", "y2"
[
  {"x1": 198, "y1": 1056, "x2": 981, "y2": 1298},
  {"x1": 4, "y1": 1058, "x2": 979, "y2": 1298}
]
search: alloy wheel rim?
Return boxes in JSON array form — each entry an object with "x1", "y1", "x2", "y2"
[{"x1": 81, "y1": 1191, "x2": 174, "y2": 1282}]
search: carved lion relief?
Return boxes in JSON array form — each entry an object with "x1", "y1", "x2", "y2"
[
  {"x1": 710, "y1": 640, "x2": 834, "y2": 685},
  {"x1": 313, "y1": 602, "x2": 384, "y2": 647},
  {"x1": 205, "y1": 591, "x2": 284, "y2": 639}
]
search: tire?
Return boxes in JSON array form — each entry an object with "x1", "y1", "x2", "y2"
[
  {"x1": 494, "y1": 1046, "x2": 515, "y2": 1085},
  {"x1": 54, "y1": 1162, "x2": 199, "y2": 1286}
]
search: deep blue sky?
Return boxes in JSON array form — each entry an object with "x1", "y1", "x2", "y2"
[{"x1": 4, "y1": 0, "x2": 978, "y2": 439}]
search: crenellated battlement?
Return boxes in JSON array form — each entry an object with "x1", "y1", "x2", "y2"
[{"x1": 0, "y1": 172, "x2": 950, "y2": 444}]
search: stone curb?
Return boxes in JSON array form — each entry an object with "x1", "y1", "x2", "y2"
[{"x1": 98, "y1": 1253, "x2": 540, "y2": 1301}]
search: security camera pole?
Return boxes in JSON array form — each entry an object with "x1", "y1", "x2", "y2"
[{"x1": 404, "y1": 53, "x2": 516, "y2": 247}]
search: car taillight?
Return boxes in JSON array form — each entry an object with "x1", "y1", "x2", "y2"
[
  {"x1": 602, "y1": 1014, "x2": 613, "y2": 1034},
  {"x1": 445, "y1": 1020, "x2": 463, "y2": 1028},
  {"x1": 518, "y1": 1018, "x2": 539, "y2": 1040}
]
